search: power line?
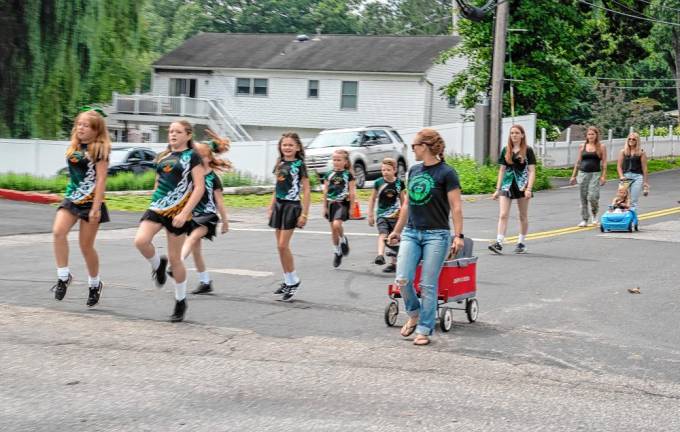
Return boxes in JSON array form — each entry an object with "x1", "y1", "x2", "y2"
[
  {"x1": 637, "y1": 0, "x2": 680, "y2": 14},
  {"x1": 594, "y1": 77, "x2": 680, "y2": 81},
  {"x1": 611, "y1": 85, "x2": 678, "y2": 89},
  {"x1": 575, "y1": 0, "x2": 680, "y2": 27}
]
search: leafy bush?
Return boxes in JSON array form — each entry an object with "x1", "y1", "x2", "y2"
[
  {"x1": 0, "y1": 173, "x2": 69, "y2": 192},
  {"x1": 445, "y1": 156, "x2": 552, "y2": 194}
]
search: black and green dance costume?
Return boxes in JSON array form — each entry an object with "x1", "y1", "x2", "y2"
[
  {"x1": 498, "y1": 147, "x2": 536, "y2": 199},
  {"x1": 269, "y1": 159, "x2": 308, "y2": 230},
  {"x1": 324, "y1": 169, "x2": 354, "y2": 221},
  {"x1": 141, "y1": 148, "x2": 202, "y2": 235},
  {"x1": 189, "y1": 171, "x2": 223, "y2": 240},
  {"x1": 58, "y1": 144, "x2": 110, "y2": 223}
]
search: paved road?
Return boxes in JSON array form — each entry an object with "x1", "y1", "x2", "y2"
[{"x1": 2, "y1": 170, "x2": 680, "y2": 431}]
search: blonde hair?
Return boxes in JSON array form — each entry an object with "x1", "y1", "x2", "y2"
[
  {"x1": 158, "y1": 120, "x2": 194, "y2": 161},
  {"x1": 414, "y1": 128, "x2": 445, "y2": 160},
  {"x1": 624, "y1": 132, "x2": 643, "y2": 157},
  {"x1": 381, "y1": 157, "x2": 397, "y2": 171},
  {"x1": 66, "y1": 111, "x2": 111, "y2": 162},
  {"x1": 333, "y1": 149, "x2": 352, "y2": 172},
  {"x1": 505, "y1": 125, "x2": 527, "y2": 165},
  {"x1": 195, "y1": 142, "x2": 232, "y2": 172}
]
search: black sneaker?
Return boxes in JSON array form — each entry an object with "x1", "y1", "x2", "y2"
[
  {"x1": 281, "y1": 281, "x2": 300, "y2": 302},
  {"x1": 374, "y1": 255, "x2": 386, "y2": 265},
  {"x1": 514, "y1": 243, "x2": 527, "y2": 254},
  {"x1": 274, "y1": 282, "x2": 287, "y2": 295},
  {"x1": 167, "y1": 267, "x2": 173, "y2": 279},
  {"x1": 488, "y1": 242, "x2": 503, "y2": 254},
  {"x1": 333, "y1": 252, "x2": 343, "y2": 268},
  {"x1": 382, "y1": 263, "x2": 396, "y2": 273},
  {"x1": 170, "y1": 299, "x2": 187, "y2": 322},
  {"x1": 192, "y1": 281, "x2": 213, "y2": 295},
  {"x1": 86, "y1": 282, "x2": 103, "y2": 307},
  {"x1": 340, "y1": 236, "x2": 350, "y2": 256},
  {"x1": 152, "y1": 256, "x2": 168, "y2": 287},
  {"x1": 52, "y1": 274, "x2": 72, "y2": 301}
]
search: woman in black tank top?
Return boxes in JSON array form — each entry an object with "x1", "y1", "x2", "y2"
[
  {"x1": 569, "y1": 127, "x2": 606, "y2": 226},
  {"x1": 617, "y1": 132, "x2": 649, "y2": 210}
]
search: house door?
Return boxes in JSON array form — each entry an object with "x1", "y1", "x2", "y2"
[{"x1": 169, "y1": 78, "x2": 197, "y2": 98}]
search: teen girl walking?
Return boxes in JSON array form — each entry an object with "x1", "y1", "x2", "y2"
[
  {"x1": 134, "y1": 120, "x2": 205, "y2": 322},
  {"x1": 488, "y1": 124, "x2": 536, "y2": 254},
  {"x1": 268, "y1": 132, "x2": 311, "y2": 301},
  {"x1": 52, "y1": 109, "x2": 111, "y2": 307},
  {"x1": 388, "y1": 128, "x2": 464, "y2": 346},
  {"x1": 323, "y1": 149, "x2": 355, "y2": 268},
  {"x1": 617, "y1": 132, "x2": 649, "y2": 210},
  {"x1": 569, "y1": 126, "x2": 607, "y2": 226},
  {"x1": 178, "y1": 130, "x2": 231, "y2": 295}
]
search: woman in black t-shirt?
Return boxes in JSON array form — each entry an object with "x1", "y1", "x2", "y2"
[
  {"x1": 569, "y1": 126, "x2": 607, "y2": 227},
  {"x1": 616, "y1": 132, "x2": 649, "y2": 210},
  {"x1": 489, "y1": 125, "x2": 536, "y2": 255},
  {"x1": 388, "y1": 128, "x2": 464, "y2": 346}
]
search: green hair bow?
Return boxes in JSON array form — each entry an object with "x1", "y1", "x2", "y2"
[
  {"x1": 208, "y1": 140, "x2": 218, "y2": 152},
  {"x1": 79, "y1": 105, "x2": 108, "y2": 118}
]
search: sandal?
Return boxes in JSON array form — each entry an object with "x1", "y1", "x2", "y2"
[
  {"x1": 400, "y1": 319, "x2": 418, "y2": 337},
  {"x1": 413, "y1": 335, "x2": 430, "y2": 346}
]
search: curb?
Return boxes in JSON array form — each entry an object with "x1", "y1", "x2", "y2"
[
  {"x1": 0, "y1": 188, "x2": 62, "y2": 204},
  {"x1": 105, "y1": 185, "x2": 276, "y2": 197}
]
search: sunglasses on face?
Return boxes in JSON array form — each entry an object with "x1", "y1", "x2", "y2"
[{"x1": 411, "y1": 143, "x2": 424, "y2": 150}]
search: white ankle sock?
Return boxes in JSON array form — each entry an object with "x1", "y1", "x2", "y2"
[
  {"x1": 334, "y1": 244, "x2": 342, "y2": 254},
  {"x1": 174, "y1": 280, "x2": 187, "y2": 301},
  {"x1": 198, "y1": 271, "x2": 210, "y2": 284},
  {"x1": 289, "y1": 271, "x2": 300, "y2": 285},
  {"x1": 88, "y1": 275, "x2": 100, "y2": 287},
  {"x1": 518, "y1": 234, "x2": 526, "y2": 244},
  {"x1": 57, "y1": 267, "x2": 70, "y2": 281},
  {"x1": 147, "y1": 251, "x2": 161, "y2": 271},
  {"x1": 496, "y1": 235, "x2": 504, "y2": 244}
]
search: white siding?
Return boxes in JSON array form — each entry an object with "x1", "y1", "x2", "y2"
[
  {"x1": 153, "y1": 70, "x2": 427, "y2": 131},
  {"x1": 425, "y1": 57, "x2": 469, "y2": 126}
]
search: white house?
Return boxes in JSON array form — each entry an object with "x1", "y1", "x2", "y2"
[{"x1": 108, "y1": 33, "x2": 468, "y2": 142}]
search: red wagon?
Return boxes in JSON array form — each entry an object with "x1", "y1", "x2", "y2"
[{"x1": 384, "y1": 256, "x2": 479, "y2": 332}]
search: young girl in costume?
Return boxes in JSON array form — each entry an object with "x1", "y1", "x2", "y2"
[
  {"x1": 322, "y1": 149, "x2": 355, "y2": 268},
  {"x1": 134, "y1": 120, "x2": 205, "y2": 322},
  {"x1": 268, "y1": 132, "x2": 311, "y2": 301},
  {"x1": 52, "y1": 109, "x2": 111, "y2": 308},
  {"x1": 367, "y1": 158, "x2": 405, "y2": 273}
]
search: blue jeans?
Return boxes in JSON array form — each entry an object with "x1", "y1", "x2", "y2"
[
  {"x1": 623, "y1": 172, "x2": 643, "y2": 210},
  {"x1": 395, "y1": 228, "x2": 451, "y2": 336}
]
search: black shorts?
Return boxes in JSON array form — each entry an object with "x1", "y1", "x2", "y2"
[
  {"x1": 376, "y1": 217, "x2": 397, "y2": 235},
  {"x1": 140, "y1": 209, "x2": 191, "y2": 236},
  {"x1": 501, "y1": 181, "x2": 533, "y2": 199},
  {"x1": 189, "y1": 213, "x2": 220, "y2": 240},
  {"x1": 326, "y1": 200, "x2": 350, "y2": 222},
  {"x1": 269, "y1": 199, "x2": 302, "y2": 230},
  {"x1": 58, "y1": 199, "x2": 110, "y2": 223}
]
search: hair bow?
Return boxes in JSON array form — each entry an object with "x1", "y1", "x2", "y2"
[{"x1": 79, "y1": 105, "x2": 108, "y2": 118}]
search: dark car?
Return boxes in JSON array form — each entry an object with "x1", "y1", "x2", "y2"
[{"x1": 58, "y1": 147, "x2": 157, "y2": 176}]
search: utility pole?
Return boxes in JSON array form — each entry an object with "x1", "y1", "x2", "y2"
[
  {"x1": 452, "y1": 0, "x2": 459, "y2": 36},
  {"x1": 488, "y1": 0, "x2": 509, "y2": 163}
]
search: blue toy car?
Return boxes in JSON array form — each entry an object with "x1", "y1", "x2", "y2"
[{"x1": 600, "y1": 207, "x2": 639, "y2": 233}]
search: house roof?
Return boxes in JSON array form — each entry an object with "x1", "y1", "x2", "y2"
[{"x1": 153, "y1": 33, "x2": 459, "y2": 74}]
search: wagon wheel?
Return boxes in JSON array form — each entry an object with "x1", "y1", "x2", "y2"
[
  {"x1": 384, "y1": 301, "x2": 398, "y2": 327},
  {"x1": 465, "y1": 299, "x2": 479, "y2": 323},
  {"x1": 439, "y1": 307, "x2": 453, "y2": 332}
]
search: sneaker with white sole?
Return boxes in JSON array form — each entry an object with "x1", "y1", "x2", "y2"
[
  {"x1": 488, "y1": 242, "x2": 503, "y2": 254},
  {"x1": 514, "y1": 243, "x2": 527, "y2": 254},
  {"x1": 577, "y1": 220, "x2": 588, "y2": 227}
]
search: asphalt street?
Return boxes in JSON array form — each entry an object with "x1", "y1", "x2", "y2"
[{"x1": 2, "y1": 170, "x2": 680, "y2": 431}]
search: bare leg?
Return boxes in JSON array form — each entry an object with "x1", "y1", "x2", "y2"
[
  {"x1": 181, "y1": 227, "x2": 206, "y2": 262},
  {"x1": 52, "y1": 209, "x2": 78, "y2": 268},
  {"x1": 276, "y1": 229, "x2": 296, "y2": 273},
  {"x1": 166, "y1": 233, "x2": 187, "y2": 283},
  {"x1": 377, "y1": 233, "x2": 386, "y2": 256},
  {"x1": 134, "y1": 221, "x2": 163, "y2": 259},
  {"x1": 332, "y1": 220, "x2": 344, "y2": 245},
  {"x1": 78, "y1": 218, "x2": 101, "y2": 277},
  {"x1": 516, "y1": 197, "x2": 530, "y2": 236},
  {"x1": 496, "y1": 196, "x2": 512, "y2": 238}
]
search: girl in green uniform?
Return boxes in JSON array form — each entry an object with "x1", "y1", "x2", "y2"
[
  {"x1": 322, "y1": 149, "x2": 356, "y2": 268},
  {"x1": 180, "y1": 130, "x2": 231, "y2": 295},
  {"x1": 134, "y1": 120, "x2": 205, "y2": 322},
  {"x1": 52, "y1": 110, "x2": 111, "y2": 307}
]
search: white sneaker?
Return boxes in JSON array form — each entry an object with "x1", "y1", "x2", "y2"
[
  {"x1": 578, "y1": 220, "x2": 587, "y2": 227},
  {"x1": 589, "y1": 216, "x2": 598, "y2": 226}
]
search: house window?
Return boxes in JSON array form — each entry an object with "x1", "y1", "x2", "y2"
[
  {"x1": 236, "y1": 78, "x2": 251, "y2": 95},
  {"x1": 236, "y1": 78, "x2": 268, "y2": 96},
  {"x1": 170, "y1": 78, "x2": 197, "y2": 97},
  {"x1": 341, "y1": 81, "x2": 358, "y2": 109},
  {"x1": 253, "y1": 79, "x2": 268, "y2": 96},
  {"x1": 308, "y1": 80, "x2": 319, "y2": 98},
  {"x1": 448, "y1": 95, "x2": 457, "y2": 108}
]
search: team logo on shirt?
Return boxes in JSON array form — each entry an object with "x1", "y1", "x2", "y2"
[
  {"x1": 408, "y1": 172, "x2": 434, "y2": 206},
  {"x1": 69, "y1": 151, "x2": 84, "y2": 164},
  {"x1": 159, "y1": 160, "x2": 176, "y2": 173}
]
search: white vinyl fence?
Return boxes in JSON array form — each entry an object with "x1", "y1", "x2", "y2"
[
  {"x1": 537, "y1": 126, "x2": 680, "y2": 167},
  {"x1": 0, "y1": 115, "x2": 537, "y2": 180}
]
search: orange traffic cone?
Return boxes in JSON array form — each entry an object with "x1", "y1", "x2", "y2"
[{"x1": 350, "y1": 201, "x2": 365, "y2": 220}]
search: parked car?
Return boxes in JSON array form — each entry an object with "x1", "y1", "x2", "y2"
[
  {"x1": 58, "y1": 147, "x2": 157, "y2": 176},
  {"x1": 305, "y1": 126, "x2": 408, "y2": 188}
]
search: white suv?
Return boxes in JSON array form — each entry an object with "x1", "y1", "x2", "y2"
[{"x1": 305, "y1": 126, "x2": 408, "y2": 188}]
